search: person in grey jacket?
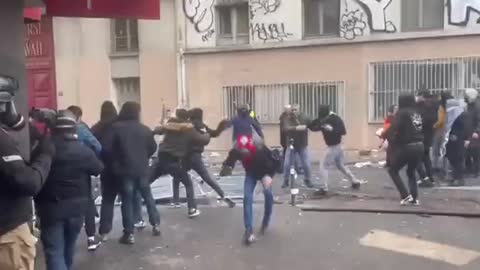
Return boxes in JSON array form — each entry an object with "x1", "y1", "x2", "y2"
[{"x1": 281, "y1": 104, "x2": 313, "y2": 188}]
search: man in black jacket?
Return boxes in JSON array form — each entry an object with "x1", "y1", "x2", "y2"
[
  {"x1": 185, "y1": 108, "x2": 235, "y2": 208},
  {"x1": 309, "y1": 105, "x2": 361, "y2": 192},
  {"x1": 103, "y1": 102, "x2": 160, "y2": 245},
  {"x1": 152, "y1": 108, "x2": 211, "y2": 218},
  {"x1": 415, "y1": 90, "x2": 438, "y2": 187},
  {"x1": 0, "y1": 75, "x2": 55, "y2": 270},
  {"x1": 387, "y1": 95, "x2": 424, "y2": 205},
  {"x1": 36, "y1": 110, "x2": 103, "y2": 270}
]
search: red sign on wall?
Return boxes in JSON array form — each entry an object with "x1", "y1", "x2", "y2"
[{"x1": 45, "y1": 0, "x2": 160, "y2": 19}]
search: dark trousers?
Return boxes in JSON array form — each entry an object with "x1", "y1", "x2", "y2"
[
  {"x1": 84, "y1": 197, "x2": 96, "y2": 238},
  {"x1": 119, "y1": 177, "x2": 160, "y2": 234},
  {"x1": 153, "y1": 152, "x2": 197, "y2": 210},
  {"x1": 388, "y1": 142, "x2": 424, "y2": 200},
  {"x1": 40, "y1": 216, "x2": 83, "y2": 270},
  {"x1": 223, "y1": 148, "x2": 241, "y2": 168},
  {"x1": 99, "y1": 173, "x2": 118, "y2": 235},
  {"x1": 447, "y1": 141, "x2": 465, "y2": 181},
  {"x1": 416, "y1": 145, "x2": 433, "y2": 180},
  {"x1": 173, "y1": 152, "x2": 225, "y2": 202},
  {"x1": 465, "y1": 145, "x2": 480, "y2": 176}
]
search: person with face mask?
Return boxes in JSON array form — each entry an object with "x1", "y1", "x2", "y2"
[
  {"x1": 219, "y1": 104, "x2": 264, "y2": 176},
  {"x1": 464, "y1": 88, "x2": 480, "y2": 177},
  {"x1": 0, "y1": 75, "x2": 55, "y2": 270},
  {"x1": 309, "y1": 105, "x2": 361, "y2": 193},
  {"x1": 386, "y1": 94, "x2": 424, "y2": 206}
]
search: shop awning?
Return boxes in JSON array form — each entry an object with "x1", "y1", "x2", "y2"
[
  {"x1": 44, "y1": 0, "x2": 160, "y2": 19},
  {"x1": 24, "y1": 8, "x2": 42, "y2": 23}
]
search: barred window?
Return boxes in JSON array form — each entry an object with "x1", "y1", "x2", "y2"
[
  {"x1": 113, "y1": 77, "x2": 141, "y2": 108},
  {"x1": 223, "y1": 81, "x2": 345, "y2": 123},
  {"x1": 369, "y1": 57, "x2": 480, "y2": 122}
]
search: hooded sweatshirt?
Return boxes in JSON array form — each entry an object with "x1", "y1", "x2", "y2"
[
  {"x1": 388, "y1": 95, "x2": 424, "y2": 146},
  {"x1": 465, "y1": 88, "x2": 480, "y2": 135}
]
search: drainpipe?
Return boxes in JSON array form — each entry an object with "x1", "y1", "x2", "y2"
[{"x1": 175, "y1": 0, "x2": 187, "y2": 107}]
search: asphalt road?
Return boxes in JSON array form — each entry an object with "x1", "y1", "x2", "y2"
[{"x1": 35, "y1": 166, "x2": 480, "y2": 270}]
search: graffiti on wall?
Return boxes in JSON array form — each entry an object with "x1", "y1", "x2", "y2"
[
  {"x1": 447, "y1": 0, "x2": 480, "y2": 26},
  {"x1": 250, "y1": 22, "x2": 292, "y2": 42},
  {"x1": 355, "y1": 0, "x2": 396, "y2": 33},
  {"x1": 340, "y1": 10, "x2": 367, "y2": 40},
  {"x1": 183, "y1": 0, "x2": 215, "y2": 41},
  {"x1": 249, "y1": 0, "x2": 281, "y2": 18}
]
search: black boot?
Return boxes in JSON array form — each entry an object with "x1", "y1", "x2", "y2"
[{"x1": 119, "y1": 233, "x2": 135, "y2": 245}]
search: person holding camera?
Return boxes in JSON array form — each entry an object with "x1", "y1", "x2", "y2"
[{"x1": 0, "y1": 75, "x2": 55, "y2": 270}]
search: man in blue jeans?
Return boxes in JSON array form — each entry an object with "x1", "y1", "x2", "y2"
[
  {"x1": 36, "y1": 110, "x2": 103, "y2": 270},
  {"x1": 236, "y1": 135, "x2": 278, "y2": 246},
  {"x1": 281, "y1": 104, "x2": 313, "y2": 188},
  {"x1": 103, "y1": 102, "x2": 160, "y2": 244}
]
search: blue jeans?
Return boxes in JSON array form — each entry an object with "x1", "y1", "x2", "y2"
[
  {"x1": 283, "y1": 146, "x2": 312, "y2": 183},
  {"x1": 243, "y1": 175, "x2": 273, "y2": 232},
  {"x1": 40, "y1": 217, "x2": 83, "y2": 270},
  {"x1": 120, "y1": 177, "x2": 160, "y2": 234}
]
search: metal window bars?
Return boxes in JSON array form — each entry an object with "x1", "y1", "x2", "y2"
[
  {"x1": 223, "y1": 81, "x2": 345, "y2": 123},
  {"x1": 369, "y1": 56, "x2": 480, "y2": 122}
]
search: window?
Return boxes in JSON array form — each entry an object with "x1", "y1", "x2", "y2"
[
  {"x1": 113, "y1": 77, "x2": 141, "y2": 108},
  {"x1": 112, "y1": 19, "x2": 139, "y2": 53},
  {"x1": 369, "y1": 57, "x2": 480, "y2": 122},
  {"x1": 401, "y1": 0, "x2": 444, "y2": 32},
  {"x1": 223, "y1": 81, "x2": 345, "y2": 123},
  {"x1": 216, "y1": 4, "x2": 249, "y2": 45},
  {"x1": 303, "y1": 0, "x2": 340, "y2": 37}
]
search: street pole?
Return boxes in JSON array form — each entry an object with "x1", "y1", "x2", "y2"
[{"x1": 0, "y1": 0, "x2": 29, "y2": 158}]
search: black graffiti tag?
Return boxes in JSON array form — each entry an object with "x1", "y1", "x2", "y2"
[{"x1": 250, "y1": 22, "x2": 292, "y2": 42}]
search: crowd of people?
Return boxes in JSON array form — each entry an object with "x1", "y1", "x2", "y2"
[
  {"x1": 378, "y1": 89, "x2": 480, "y2": 206},
  {"x1": 3, "y1": 75, "x2": 480, "y2": 270}
]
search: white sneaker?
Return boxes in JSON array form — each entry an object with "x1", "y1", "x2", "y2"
[
  {"x1": 188, "y1": 208, "x2": 201, "y2": 218},
  {"x1": 400, "y1": 195, "x2": 413, "y2": 206}
]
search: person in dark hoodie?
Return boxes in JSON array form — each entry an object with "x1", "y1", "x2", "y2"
[
  {"x1": 219, "y1": 104, "x2": 264, "y2": 176},
  {"x1": 35, "y1": 110, "x2": 103, "y2": 270},
  {"x1": 445, "y1": 98, "x2": 470, "y2": 186},
  {"x1": 309, "y1": 105, "x2": 361, "y2": 192},
  {"x1": 152, "y1": 108, "x2": 211, "y2": 218},
  {"x1": 415, "y1": 90, "x2": 438, "y2": 187},
  {"x1": 103, "y1": 102, "x2": 160, "y2": 245},
  {"x1": 386, "y1": 94, "x2": 424, "y2": 206},
  {"x1": 91, "y1": 101, "x2": 120, "y2": 243},
  {"x1": 178, "y1": 108, "x2": 235, "y2": 208},
  {"x1": 464, "y1": 88, "x2": 480, "y2": 177},
  {"x1": 67, "y1": 105, "x2": 104, "y2": 251}
]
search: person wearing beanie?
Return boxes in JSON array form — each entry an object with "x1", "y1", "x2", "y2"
[{"x1": 36, "y1": 110, "x2": 103, "y2": 270}]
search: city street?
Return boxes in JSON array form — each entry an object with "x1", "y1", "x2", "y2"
[{"x1": 35, "y1": 165, "x2": 480, "y2": 270}]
